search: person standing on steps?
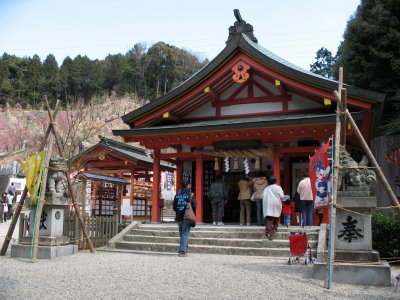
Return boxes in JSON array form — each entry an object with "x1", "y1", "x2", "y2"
[
  {"x1": 237, "y1": 174, "x2": 252, "y2": 226},
  {"x1": 262, "y1": 176, "x2": 284, "y2": 240},
  {"x1": 297, "y1": 172, "x2": 314, "y2": 227},
  {"x1": 252, "y1": 173, "x2": 268, "y2": 226},
  {"x1": 208, "y1": 175, "x2": 228, "y2": 225},
  {"x1": 173, "y1": 181, "x2": 196, "y2": 257}
]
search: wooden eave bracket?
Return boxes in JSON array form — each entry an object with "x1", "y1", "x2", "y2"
[
  {"x1": 163, "y1": 111, "x2": 181, "y2": 122},
  {"x1": 204, "y1": 86, "x2": 219, "y2": 101}
]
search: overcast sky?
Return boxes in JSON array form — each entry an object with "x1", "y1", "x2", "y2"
[{"x1": 0, "y1": 0, "x2": 360, "y2": 70}]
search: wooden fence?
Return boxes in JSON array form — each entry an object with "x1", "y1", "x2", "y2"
[
  {"x1": 18, "y1": 213, "x2": 119, "y2": 249},
  {"x1": 64, "y1": 214, "x2": 119, "y2": 249}
]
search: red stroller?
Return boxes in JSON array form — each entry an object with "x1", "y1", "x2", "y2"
[{"x1": 288, "y1": 232, "x2": 314, "y2": 265}]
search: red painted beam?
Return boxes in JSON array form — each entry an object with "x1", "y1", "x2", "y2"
[
  {"x1": 204, "y1": 86, "x2": 219, "y2": 101},
  {"x1": 213, "y1": 95, "x2": 290, "y2": 107},
  {"x1": 163, "y1": 111, "x2": 181, "y2": 122}
]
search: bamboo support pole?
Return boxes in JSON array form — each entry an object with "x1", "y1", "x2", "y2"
[
  {"x1": 44, "y1": 97, "x2": 95, "y2": 253},
  {"x1": 0, "y1": 100, "x2": 61, "y2": 256},
  {"x1": 345, "y1": 109, "x2": 400, "y2": 215},
  {"x1": 325, "y1": 67, "x2": 344, "y2": 289},
  {"x1": 31, "y1": 135, "x2": 54, "y2": 262}
]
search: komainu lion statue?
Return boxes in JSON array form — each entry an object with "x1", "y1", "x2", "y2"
[
  {"x1": 46, "y1": 156, "x2": 65, "y2": 196},
  {"x1": 328, "y1": 146, "x2": 377, "y2": 191}
]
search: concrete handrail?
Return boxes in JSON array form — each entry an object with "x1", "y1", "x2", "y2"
[{"x1": 107, "y1": 221, "x2": 142, "y2": 248}]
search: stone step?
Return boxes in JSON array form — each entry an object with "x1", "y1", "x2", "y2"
[
  {"x1": 115, "y1": 240, "x2": 316, "y2": 257},
  {"x1": 130, "y1": 228, "x2": 318, "y2": 240},
  {"x1": 123, "y1": 234, "x2": 318, "y2": 249},
  {"x1": 136, "y1": 224, "x2": 318, "y2": 233}
]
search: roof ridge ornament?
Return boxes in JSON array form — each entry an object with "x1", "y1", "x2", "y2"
[{"x1": 226, "y1": 9, "x2": 258, "y2": 45}]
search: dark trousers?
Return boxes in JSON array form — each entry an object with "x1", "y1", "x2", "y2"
[
  {"x1": 0, "y1": 212, "x2": 6, "y2": 223},
  {"x1": 7, "y1": 204, "x2": 13, "y2": 219},
  {"x1": 265, "y1": 216, "x2": 279, "y2": 236},
  {"x1": 256, "y1": 199, "x2": 265, "y2": 226},
  {"x1": 212, "y1": 199, "x2": 225, "y2": 222}
]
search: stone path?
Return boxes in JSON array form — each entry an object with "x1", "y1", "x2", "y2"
[{"x1": 0, "y1": 221, "x2": 399, "y2": 299}]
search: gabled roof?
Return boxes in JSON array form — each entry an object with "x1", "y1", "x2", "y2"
[
  {"x1": 114, "y1": 111, "x2": 363, "y2": 137},
  {"x1": 121, "y1": 32, "x2": 385, "y2": 128},
  {"x1": 77, "y1": 172, "x2": 130, "y2": 184},
  {"x1": 69, "y1": 136, "x2": 174, "y2": 171}
]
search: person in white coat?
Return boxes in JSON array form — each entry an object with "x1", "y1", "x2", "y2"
[{"x1": 262, "y1": 176, "x2": 284, "y2": 240}]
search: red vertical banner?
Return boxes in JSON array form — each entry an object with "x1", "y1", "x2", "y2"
[{"x1": 309, "y1": 140, "x2": 332, "y2": 209}]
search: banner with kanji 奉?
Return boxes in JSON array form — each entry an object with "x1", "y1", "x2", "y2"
[
  {"x1": 309, "y1": 140, "x2": 332, "y2": 209},
  {"x1": 22, "y1": 151, "x2": 46, "y2": 205}
]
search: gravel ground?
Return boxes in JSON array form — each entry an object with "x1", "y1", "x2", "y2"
[{"x1": 1, "y1": 222, "x2": 399, "y2": 299}]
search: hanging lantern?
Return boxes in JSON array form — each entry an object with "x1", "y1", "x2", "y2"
[
  {"x1": 214, "y1": 157, "x2": 219, "y2": 171},
  {"x1": 255, "y1": 157, "x2": 260, "y2": 170},
  {"x1": 234, "y1": 157, "x2": 239, "y2": 170}
]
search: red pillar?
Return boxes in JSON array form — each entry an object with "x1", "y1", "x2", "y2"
[
  {"x1": 283, "y1": 154, "x2": 290, "y2": 194},
  {"x1": 273, "y1": 146, "x2": 281, "y2": 185},
  {"x1": 152, "y1": 148, "x2": 161, "y2": 223},
  {"x1": 196, "y1": 154, "x2": 204, "y2": 223},
  {"x1": 176, "y1": 159, "x2": 183, "y2": 191}
]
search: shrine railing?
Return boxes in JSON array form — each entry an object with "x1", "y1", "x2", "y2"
[
  {"x1": 17, "y1": 213, "x2": 119, "y2": 250},
  {"x1": 64, "y1": 214, "x2": 119, "y2": 249}
]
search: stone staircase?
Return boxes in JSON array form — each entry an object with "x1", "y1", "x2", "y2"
[{"x1": 114, "y1": 223, "x2": 319, "y2": 257}]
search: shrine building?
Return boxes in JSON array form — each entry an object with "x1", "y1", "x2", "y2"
[{"x1": 113, "y1": 11, "x2": 385, "y2": 224}]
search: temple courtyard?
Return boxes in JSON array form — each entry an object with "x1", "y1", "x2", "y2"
[{"x1": 0, "y1": 222, "x2": 399, "y2": 299}]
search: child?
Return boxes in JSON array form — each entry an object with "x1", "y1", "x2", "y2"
[{"x1": 282, "y1": 195, "x2": 293, "y2": 227}]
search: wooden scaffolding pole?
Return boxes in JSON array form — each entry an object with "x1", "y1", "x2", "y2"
[
  {"x1": 325, "y1": 67, "x2": 344, "y2": 289},
  {"x1": 345, "y1": 110, "x2": 400, "y2": 215},
  {"x1": 31, "y1": 135, "x2": 54, "y2": 262},
  {"x1": 44, "y1": 97, "x2": 95, "y2": 253},
  {"x1": 0, "y1": 101, "x2": 61, "y2": 256}
]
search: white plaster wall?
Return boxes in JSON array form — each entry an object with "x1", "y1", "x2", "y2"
[
  {"x1": 221, "y1": 84, "x2": 241, "y2": 100},
  {"x1": 221, "y1": 102, "x2": 282, "y2": 115},
  {"x1": 289, "y1": 94, "x2": 323, "y2": 110},
  {"x1": 184, "y1": 101, "x2": 215, "y2": 119},
  {"x1": 253, "y1": 75, "x2": 280, "y2": 95}
]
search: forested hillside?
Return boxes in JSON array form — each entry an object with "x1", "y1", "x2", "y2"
[{"x1": 0, "y1": 42, "x2": 208, "y2": 107}]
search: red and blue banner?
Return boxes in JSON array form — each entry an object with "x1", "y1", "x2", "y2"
[{"x1": 309, "y1": 140, "x2": 332, "y2": 209}]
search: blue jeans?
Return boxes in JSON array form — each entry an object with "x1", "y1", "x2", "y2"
[
  {"x1": 283, "y1": 214, "x2": 291, "y2": 226},
  {"x1": 301, "y1": 200, "x2": 314, "y2": 226},
  {"x1": 256, "y1": 199, "x2": 264, "y2": 225},
  {"x1": 177, "y1": 220, "x2": 191, "y2": 254}
]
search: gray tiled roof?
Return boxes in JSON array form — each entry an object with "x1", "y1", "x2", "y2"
[
  {"x1": 70, "y1": 136, "x2": 174, "y2": 171},
  {"x1": 113, "y1": 112, "x2": 363, "y2": 136},
  {"x1": 80, "y1": 172, "x2": 130, "y2": 184}
]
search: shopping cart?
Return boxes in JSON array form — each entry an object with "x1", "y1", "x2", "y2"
[{"x1": 288, "y1": 232, "x2": 314, "y2": 265}]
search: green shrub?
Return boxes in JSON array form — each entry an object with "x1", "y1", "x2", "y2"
[{"x1": 372, "y1": 212, "x2": 400, "y2": 259}]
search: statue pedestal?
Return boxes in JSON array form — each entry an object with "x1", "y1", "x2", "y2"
[
  {"x1": 313, "y1": 192, "x2": 391, "y2": 286},
  {"x1": 11, "y1": 195, "x2": 77, "y2": 259}
]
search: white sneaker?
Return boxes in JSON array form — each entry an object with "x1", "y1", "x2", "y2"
[
  {"x1": 212, "y1": 221, "x2": 217, "y2": 225},
  {"x1": 246, "y1": 223, "x2": 251, "y2": 226},
  {"x1": 218, "y1": 221, "x2": 224, "y2": 226}
]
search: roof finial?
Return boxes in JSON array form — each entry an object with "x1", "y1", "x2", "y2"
[{"x1": 226, "y1": 9, "x2": 258, "y2": 45}]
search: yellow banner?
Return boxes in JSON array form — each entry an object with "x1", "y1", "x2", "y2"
[{"x1": 22, "y1": 151, "x2": 46, "y2": 205}]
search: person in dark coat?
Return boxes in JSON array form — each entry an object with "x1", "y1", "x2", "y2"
[
  {"x1": 293, "y1": 191, "x2": 301, "y2": 225},
  {"x1": 173, "y1": 181, "x2": 196, "y2": 257},
  {"x1": 1, "y1": 192, "x2": 8, "y2": 223},
  {"x1": 208, "y1": 175, "x2": 228, "y2": 225}
]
